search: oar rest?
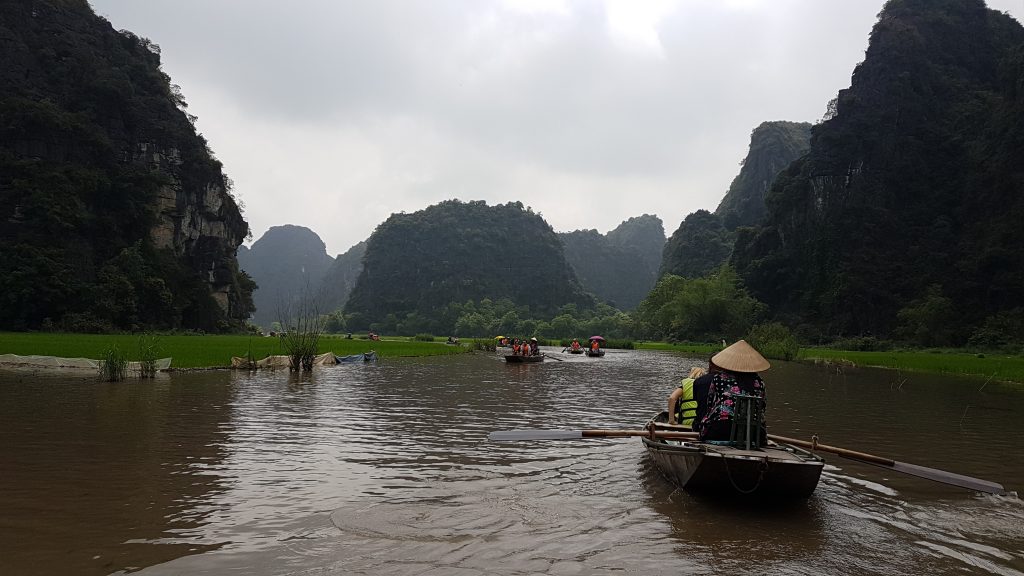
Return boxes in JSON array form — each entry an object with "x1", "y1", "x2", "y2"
[{"x1": 729, "y1": 393, "x2": 765, "y2": 451}]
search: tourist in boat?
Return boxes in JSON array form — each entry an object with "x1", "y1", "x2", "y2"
[
  {"x1": 697, "y1": 340, "x2": 770, "y2": 443},
  {"x1": 590, "y1": 339, "x2": 600, "y2": 353},
  {"x1": 512, "y1": 340, "x2": 521, "y2": 355},
  {"x1": 529, "y1": 337, "x2": 539, "y2": 356},
  {"x1": 570, "y1": 338, "x2": 581, "y2": 351},
  {"x1": 667, "y1": 366, "x2": 707, "y2": 429}
]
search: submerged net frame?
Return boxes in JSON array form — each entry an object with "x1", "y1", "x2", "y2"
[{"x1": 0, "y1": 354, "x2": 172, "y2": 371}]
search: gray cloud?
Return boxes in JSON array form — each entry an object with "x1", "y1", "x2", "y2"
[{"x1": 89, "y1": 0, "x2": 1023, "y2": 255}]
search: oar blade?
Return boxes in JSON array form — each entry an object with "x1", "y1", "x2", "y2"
[
  {"x1": 489, "y1": 430, "x2": 583, "y2": 442},
  {"x1": 890, "y1": 461, "x2": 1007, "y2": 495}
]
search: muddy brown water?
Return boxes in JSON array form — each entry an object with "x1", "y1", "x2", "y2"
[{"x1": 1, "y1": 349, "x2": 1022, "y2": 575}]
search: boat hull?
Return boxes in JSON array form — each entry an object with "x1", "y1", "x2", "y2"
[
  {"x1": 586, "y1": 349, "x2": 605, "y2": 357},
  {"x1": 643, "y1": 413, "x2": 823, "y2": 499},
  {"x1": 504, "y1": 354, "x2": 544, "y2": 363}
]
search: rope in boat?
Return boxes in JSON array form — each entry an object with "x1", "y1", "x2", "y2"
[{"x1": 708, "y1": 446, "x2": 768, "y2": 495}]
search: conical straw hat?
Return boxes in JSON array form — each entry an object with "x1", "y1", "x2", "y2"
[{"x1": 712, "y1": 340, "x2": 770, "y2": 373}]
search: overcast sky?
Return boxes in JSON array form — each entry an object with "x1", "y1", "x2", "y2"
[{"x1": 89, "y1": 0, "x2": 1024, "y2": 256}]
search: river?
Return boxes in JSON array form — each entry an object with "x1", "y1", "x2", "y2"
[{"x1": 1, "y1": 348, "x2": 1022, "y2": 575}]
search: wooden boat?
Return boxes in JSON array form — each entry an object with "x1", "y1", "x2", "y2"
[
  {"x1": 586, "y1": 349, "x2": 605, "y2": 357},
  {"x1": 504, "y1": 354, "x2": 544, "y2": 363},
  {"x1": 642, "y1": 412, "x2": 824, "y2": 499},
  {"x1": 568, "y1": 348, "x2": 584, "y2": 354},
  {"x1": 334, "y1": 351, "x2": 377, "y2": 363}
]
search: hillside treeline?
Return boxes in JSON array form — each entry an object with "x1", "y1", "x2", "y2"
[
  {"x1": 733, "y1": 0, "x2": 1024, "y2": 348},
  {"x1": 0, "y1": 0, "x2": 254, "y2": 332}
]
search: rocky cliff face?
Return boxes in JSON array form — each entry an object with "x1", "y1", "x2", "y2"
[
  {"x1": 660, "y1": 121, "x2": 809, "y2": 279},
  {"x1": 142, "y1": 143, "x2": 250, "y2": 317},
  {"x1": 733, "y1": 0, "x2": 1024, "y2": 341},
  {"x1": 0, "y1": 0, "x2": 253, "y2": 331},
  {"x1": 715, "y1": 121, "x2": 811, "y2": 229}
]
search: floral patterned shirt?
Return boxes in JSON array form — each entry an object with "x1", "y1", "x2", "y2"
[{"x1": 697, "y1": 371, "x2": 766, "y2": 441}]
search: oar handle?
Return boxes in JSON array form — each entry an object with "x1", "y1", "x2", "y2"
[
  {"x1": 583, "y1": 429, "x2": 698, "y2": 440},
  {"x1": 769, "y1": 433, "x2": 896, "y2": 467}
]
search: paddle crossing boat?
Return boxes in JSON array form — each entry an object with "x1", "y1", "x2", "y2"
[
  {"x1": 504, "y1": 354, "x2": 544, "y2": 363},
  {"x1": 643, "y1": 411, "x2": 825, "y2": 499}
]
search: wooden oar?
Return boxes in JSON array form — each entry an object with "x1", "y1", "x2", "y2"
[
  {"x1": 489, "y1": 429, "x2": 696, "y2": 441},
  {"x1": 488, "y1": 427, "x2": 1007, "y2": 495},
  {"x1": 543, "y1": 353, "x2": 564, "y2": 362},
  {"x1": 767, "y1": 433, "x2": 1007, "y2": 495}
]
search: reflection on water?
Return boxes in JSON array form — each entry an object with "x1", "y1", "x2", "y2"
[{"x1": 0, "y1": 349, "x2": 1022, "y2": 575}]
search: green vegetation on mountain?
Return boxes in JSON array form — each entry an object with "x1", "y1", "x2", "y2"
[
  {"x1": 716, "y1": 121, "x2": 812, "y2": 229},
  {"x1": 559, "y1": 214, "x2": 664, "y2": 310},
  {"x1": 605, "y1": 214, "x2": 666, "y2": 279},
  {"x1": 661, "y1": 122, "x2": 810, "y2": 279},
  {"x1": 343, "y1": 200, "x2": 597, "y2": 334},
  {"x1": 659, "y1": 210, "x2": 733, "y2": 280},
  {"x1": 237, "y1": 225, "x2": 335, "y2": 328},
  {"x1": 320, "y1": 240, "x2": 366, "y2": 318},
  {"x1": 733, "y1": 0, "x2": 1024, "y2": 348},
  {"x1": 0, "y1": 0, "x2": 253, "y2": 332}
]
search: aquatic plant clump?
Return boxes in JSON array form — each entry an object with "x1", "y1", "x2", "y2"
[{"x1": 100, "y1": 346, "x2": 127, "y2": 381}]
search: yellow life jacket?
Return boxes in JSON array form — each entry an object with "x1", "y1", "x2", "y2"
[{"x1": 675, "y1": 377, "x2": 698, "y2": 427}]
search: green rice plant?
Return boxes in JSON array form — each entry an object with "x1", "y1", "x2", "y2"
[
  {"x1": 636, "y1": 341, "x2": 719, "y2": 355},
  {"x1": 413, "y1": 333, "x2": 436, "y2": 342},
  {"x1": 99, "y1": 345, "x2": 127, "y2": 382},
  {"x1": 137, "y1": 333, "x2": 160, "y2": 378}
]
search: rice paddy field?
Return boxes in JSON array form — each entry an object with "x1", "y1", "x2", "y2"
[
  {"x1": 0, "y1": 332, "x2": 471, "y2": 369},
  {"x1": 636, "y1": 341, "x2": 1024, "y2": 384},
  {"x1": 2, "y1": 333, "x2": 1021, "y2": 382},
  {"x1": 798, "y1": 348, "x2": 1024, "y2": 383}
]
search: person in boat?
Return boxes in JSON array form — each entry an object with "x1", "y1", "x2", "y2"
[
  {"x1": 512, "y1": 340, "x2": 521, "y2": 355},
  {"x1": 529, "y1": 337, "x2": 539, "y2": 356},
  {"x1": 570, "y1": 338, "x2": 581, "y2": 351},
  {"x1": 667, "y1": 366, "x2": 707, "y2": 429},
  {"x1": 697, "y1": 340, "x2": 770, "y2": 443},
  {"x1": 590, "y1": 339, "x2": 600, "y2": 353}
]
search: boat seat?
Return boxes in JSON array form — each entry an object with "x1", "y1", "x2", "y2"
[{"x1": 728, "y1": 393, "x2": 765, "y2": 451}]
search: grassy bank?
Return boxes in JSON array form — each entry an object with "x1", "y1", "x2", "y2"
[
  {"x1": 798, "y1": 348, "x2": 1024, "y2": 383},
  {"x1": 0, "y1": 332, "x2": 471, "y2": 369},
  {"x1": 635, "y1": 340, "x2": 1024, "y2": 383},
  {"x1": 635, "y1": 342, "x2": 719, "y2": 355}
]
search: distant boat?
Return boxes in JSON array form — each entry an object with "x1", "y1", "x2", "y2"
[
  {"x1": 568, "y1": 349, "x2": 584, "y2": 354},
  {"x1": 335, "y1": 351, "x2": 377, "y2": 363},
  {"x1": 504, "y1": 354, "x2": 543, "y2": 363},
  {"x1": 586, "y1": 349, "x2": 605, "y2": 357}
]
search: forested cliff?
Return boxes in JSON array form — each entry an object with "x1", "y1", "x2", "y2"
[
  {"x1": 715, "y1": 121, "x2": 812, "y2": 229},
  {"x1": 237, "y1": 225, "x2": 334, "y2": 328},
  {"x1": 344, "y1": 200, "x2": 595, "y2": 331},
  {"x1": 661, "y1": 121, "x2": 810, "y2": 279},
  {"x1": 733, "y1": 0, "x2": 1024, "y2": 344},
  {"x1": 237, "y1": 226, "x2": 365, "y2": 329},
  {"x1": 559, "y1": 214, "x2": 664, "y2": 310},
  {"x1": 0, "y1": 0, "x2": 253, "y2": 331}
]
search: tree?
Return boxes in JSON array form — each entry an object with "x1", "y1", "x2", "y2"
[
  {"x1": 895, "y1": 285, "x2": 957, "y2": 347},
  {"x1": 635, "y1": 266, "x2": 765, "y2": 342}
]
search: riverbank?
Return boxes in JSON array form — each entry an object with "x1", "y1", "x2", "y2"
[
  {"x1": 798, "y1": 348, "x2": 1024, "y2": 384},
  {"x1": 0, "y1": 332, "x2": 471, "y2": 369},
  {"x1": 636, "y1": 341, "x2": 1024, "y2": 383}
]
